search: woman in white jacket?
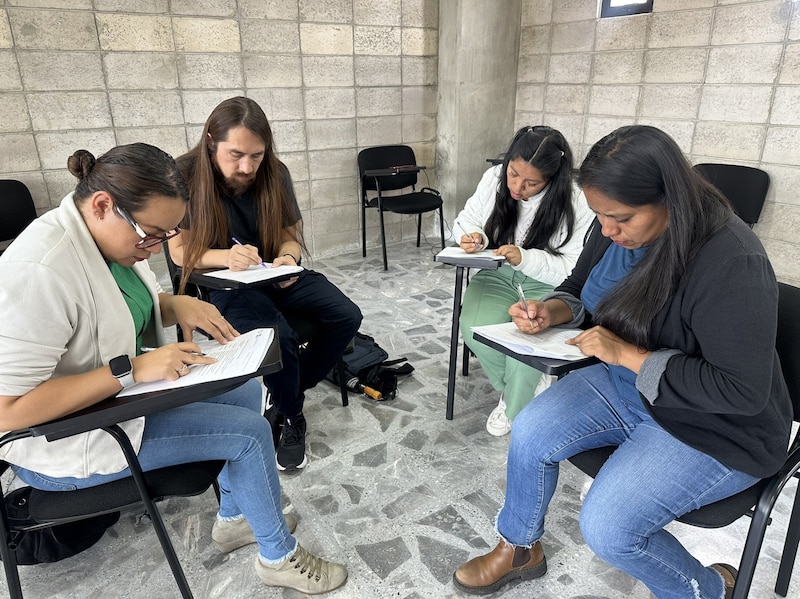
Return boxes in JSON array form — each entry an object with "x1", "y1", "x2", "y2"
[
  {"x1": 0, "y1": 143, "x2": 346, "y2": 595},
  {"x1": 456, "y1": 126, "x2": 594, "y2": 435}
]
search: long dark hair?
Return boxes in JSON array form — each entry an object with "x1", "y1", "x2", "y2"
[
  {"x1": 177, "y1": 96, "x2": 306, "y2": 292},
  {"x1": 578, "y1": 125, "x2": 732, "y2": 348},
  {"x1": 484, "y1": 125, "x2": 576, "y2": 253},
  {"x1": 68, "y1": 143, "x2": 188, "y2": 210}
]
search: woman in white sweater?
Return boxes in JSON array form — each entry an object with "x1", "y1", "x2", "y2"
[
  {"x1": 0, "y1": 143, "x2": 346, "y2": 594},
  {"x1": 456, "y1": 126, "x2": 594, "y2": 435}
]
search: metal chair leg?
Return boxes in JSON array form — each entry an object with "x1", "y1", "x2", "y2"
[
  {"x1": 104, "y1": 425, "x2": 194, "y2": 599},
  {"x1": 337, "y1": 358, "x2": 349, "y2": 407},
  {"x1": 438, "y1": 207, "x2": 445, "y2": 249},
  {"x1": 775, "y1": 481, "x2": 800, "y2": 596}
]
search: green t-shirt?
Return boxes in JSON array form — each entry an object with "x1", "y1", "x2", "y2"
[{"x1": 109, "y1": 263, "x2": 154, "y2": 355}]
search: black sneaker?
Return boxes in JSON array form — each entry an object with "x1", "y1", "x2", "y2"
[
  {"x1": 277, "y1": 413, "x2": 308, "y2": 471},
  {"x1": 264, "y1": 393, "x2": 283, "y2": 451}
]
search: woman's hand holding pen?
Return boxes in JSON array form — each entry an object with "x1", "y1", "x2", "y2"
[
  {"x1": 509, "y1": 299, "x2": 550, "y2": 334},
  {"x1": 133, "y1": 342, "x2": 217, "y2": 382},
  {"x1": 459, "y1": 233, "x2": 484, "y2": 253}
]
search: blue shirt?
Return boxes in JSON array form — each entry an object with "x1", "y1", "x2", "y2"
[{"x1": 581, "y1": 243, "x2": 650, "y2": 417}]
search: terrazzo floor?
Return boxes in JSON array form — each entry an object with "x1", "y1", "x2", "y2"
[{"x1": 3, "y1": 242, "x2": 798, "y2": 599}]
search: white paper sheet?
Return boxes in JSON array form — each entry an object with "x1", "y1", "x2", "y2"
[
  {"x1": 202, "y1": 264, "x2": 303, "y2": 284},
  {"x1": 117, "y1": 328, "x2": 275, "y2": 397},
  {"x1": 471, "y1": 322, "x2": 585, "y2": 361},
  {"x1": 435, "y1": 247, "x2": 506, "y2": 262}
]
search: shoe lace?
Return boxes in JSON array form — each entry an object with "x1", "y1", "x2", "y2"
[
  {"x1": 289, "y1": 545, "x2": 324, "y2": 581},
  {"x1": 282, "y1": 415, "x2": 306, "y2": 446}
]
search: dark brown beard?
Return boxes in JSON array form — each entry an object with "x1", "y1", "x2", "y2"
[{"x1": 221, "y1": 174, "x2": 254, "y2": 196}]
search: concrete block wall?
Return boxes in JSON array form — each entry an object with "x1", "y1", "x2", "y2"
[
  {"x1": 515, "y1": 0, "x2": 800, "y2": 286},
  {"x1": 0, "y1": 0, "x2": 439, "y2": 258}
]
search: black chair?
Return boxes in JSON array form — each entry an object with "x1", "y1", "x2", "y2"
[
  {"x1": 358, "y1": 145, "x2": 445, "y2": 271},
  {"x1": 0, "y1": 180, "x2": 37, "y2": 255},
  {"x1": 0, "y1": 350, "x2": 281, "y2": 599},
  {"x1": 693, "y1": 163, "x2": 770, "y2": 228},
  {"x1": 568, "y1": 282, "x2": 800, "y2": 599},
  {"x1": 161, "y1": 242, "x2": 350, "y2": 406}
]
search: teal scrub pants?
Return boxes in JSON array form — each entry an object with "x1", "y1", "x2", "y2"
[{"x1": 459, "y1": 264, "x2": 554, "y2": 420}]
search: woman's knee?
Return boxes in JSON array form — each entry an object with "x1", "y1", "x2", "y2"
[{"x1": 579, "y1": 493, "x2": 636, "y2": 565}]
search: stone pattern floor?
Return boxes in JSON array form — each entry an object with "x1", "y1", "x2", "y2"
[{"x1": 3, "y1": 242, "x2": 798, "y2": 599}]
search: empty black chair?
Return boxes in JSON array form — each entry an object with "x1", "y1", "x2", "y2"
[
  {"x1": 693, "y1": 163, "x2": 770, "y2": 228},
  {"x1": 568, "y1": 282, "x2": 800, "y2": 599},
  {"x1": 0, "y1": 180, "x2": 37, "y2": 255},
  {"x1": 358, "y1": 145, "x2": 445, "y2": 270}
]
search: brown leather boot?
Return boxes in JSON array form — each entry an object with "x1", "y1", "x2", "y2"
[
  {"x1": 710, "y1": 563, "x2": 737, "y2": 599},
  {"x1": 453, "y1": 540, "x2": 547, "y2": 595}
]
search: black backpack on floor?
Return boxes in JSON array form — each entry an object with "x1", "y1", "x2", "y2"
[
  {"x1": 327, "y1": 333, "x2": 414, "y2": 400},
  {"x1": 1, "y1": 486, "x2": 119, "y2": 565}
]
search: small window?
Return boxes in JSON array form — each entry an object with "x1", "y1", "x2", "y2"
[{"x1": 600, "y1": 0, "x2": 654, "y2": 18}]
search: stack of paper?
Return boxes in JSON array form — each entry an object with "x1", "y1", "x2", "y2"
[
  {"x1": 435, "y1": 247, "x2": 506, "y2": 262},
  {"x1": 118, "y1": 328, "x2": 275, "y2": 397},
  {"x1": 203, "y1": 264, "x2": 303, "y2": 284},
  {"x1": 471, "y1": 322, "x2": 585, "y2": 361}
]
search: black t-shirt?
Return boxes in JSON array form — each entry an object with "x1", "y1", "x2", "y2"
[{"x1": 181, "y1": 159, "x2": 301, "y2": 257}]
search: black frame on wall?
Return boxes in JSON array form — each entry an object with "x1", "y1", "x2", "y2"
[{"x1": 600, "y1": 0, "x2": 654, "y2": 18}]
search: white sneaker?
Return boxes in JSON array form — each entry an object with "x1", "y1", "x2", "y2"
[
  {"x1": 486, "y1": 394, "x2": 512, "y2": 437},
  {"x1": 534, "y1": 374, "x2": 556, "y2": 397}
]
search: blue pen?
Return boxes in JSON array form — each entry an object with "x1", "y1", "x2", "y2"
[{"x1": 231, "y1": 237, "x2": 268, "y2": 268}]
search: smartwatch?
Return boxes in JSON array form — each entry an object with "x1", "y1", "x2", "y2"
[{"x1": 109, "y1": 355, "x2": 135, "y2": 388}]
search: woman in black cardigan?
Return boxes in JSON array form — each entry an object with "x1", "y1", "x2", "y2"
[{"x1": 452, "y1": 125, "x2": 791, "y2": 599}]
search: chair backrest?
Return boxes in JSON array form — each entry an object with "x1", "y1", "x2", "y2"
[
  {"x1": 160, "y1": 239, "x2": 182, "y2": 294},
  {"x1": 358, "y1": 145, "x2": 419, "y2": 194},
  {"x1": 776, "y1": 282, "x2": 800, "y2": 423},
  {"x1": 693, "y1": 163, "x2": 770, "y2": 227},
  {"x1": 0, "y1": 180, "x2": 37, "y2": 248}
]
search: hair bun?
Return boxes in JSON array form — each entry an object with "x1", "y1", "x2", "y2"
[{"x1": 67, "y1": 149, "x2": 96, "y2": 180}]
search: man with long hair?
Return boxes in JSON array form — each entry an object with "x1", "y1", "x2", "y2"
[{"x1": 169, "y1": 97, "x2": 362, "y2": 472}]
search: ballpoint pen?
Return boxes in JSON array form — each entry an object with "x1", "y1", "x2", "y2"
[
  {"x1": 231, "y1": 237, "x2": 268, "y2": 268},
  {"x1": 515, "y1": 283, "x2": 536, "y2": 329},
  {"x1": 140, "y1": 347, "x2": 206, "y2": 357},
  {"x1": 454, "y1": 220, "x2": 482, "y2": 250}
]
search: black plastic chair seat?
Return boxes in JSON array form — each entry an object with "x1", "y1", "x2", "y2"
[
  {"x1": 367, "y1": 190, "x2": 443, "y2": 214},
  {"x1": 568, "y1": 447, "x2": 767, "y2": 529},
  {"x1": 27, "y1": 461, "x2": 224, "y2": 523}
]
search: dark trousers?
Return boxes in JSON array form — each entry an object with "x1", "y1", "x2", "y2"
[{"x1": 208, "y1": 270, "x2": 362, "y2": 417}]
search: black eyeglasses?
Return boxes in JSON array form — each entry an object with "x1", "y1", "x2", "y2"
[{"x1": 115, "y1": 206, "x2": 181, "y2": 249}]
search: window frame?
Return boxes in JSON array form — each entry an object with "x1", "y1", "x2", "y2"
[{"x1": 599, "y1": 0, "x2": 654, "y2": 18}]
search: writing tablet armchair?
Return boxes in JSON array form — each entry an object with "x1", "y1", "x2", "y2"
[
  {"x1": 160, "y1": 242, "x2": 350, "y2": 406},
  {"x1": 0, "y1": 180, "x2": 37, "y2": 256},
  {"x1": 358, "y1": 145, "x2": 445, "y2": 271},
  {"x1": 0, "y1": 343, "x2": 282, "y2": 599},
  {"x1": 568, "y1": 282, "x2": 800, "y2": 599}
]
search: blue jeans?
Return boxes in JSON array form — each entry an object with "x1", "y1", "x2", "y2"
[
  {"x1": 497, "y1": 364, "x2": 759, "y2": 599},
  {"x1": 209, "y1": 270, "x2": 362, "y2": 417},
  {"x1": 14, "y1": 379, "x2": 297, "y2": 561}
]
